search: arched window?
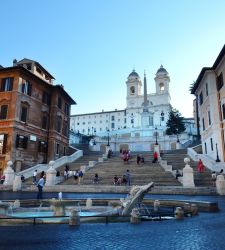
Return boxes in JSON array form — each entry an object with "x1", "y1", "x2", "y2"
[
  {"x1": 159, "y1": 83, "x2": 165, "y2": 91},
  {"x1": 130, "y1": 86, "x2": 135, "y2": 95}
]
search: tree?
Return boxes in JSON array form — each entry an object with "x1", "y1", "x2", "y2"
[{"x1": 166, "y1": 109, "x2": 185, "y2": 140}]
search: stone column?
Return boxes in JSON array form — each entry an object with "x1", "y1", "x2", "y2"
[
  {"x1": 3, "y1": 161, "x2": 15, "y2": 185},
  {"x1": 182, "y1": 158, "x2": 195, "y2": 188},
  {"x1": 69, "y1": 209, "x2": 80, "y2": 226},
  {"x1": 45, "y1": 161, "x2": 57, "y2": 186},
  {"x1": 216, "y1": 175, "x2": 225, "y2": 195},
  {"x1": 13, "y1": 175, "x2": 22, "y2": 191}
]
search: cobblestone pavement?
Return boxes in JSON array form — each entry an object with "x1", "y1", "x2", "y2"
[{"x1": 0, "y1": 195, "x2": 225, "y2": 249}]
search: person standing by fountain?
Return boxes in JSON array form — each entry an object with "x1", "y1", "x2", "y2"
[
  {"x1": 37, "y1": 172, "x2": 45, "y2": 199},
  {"x1": 125, "y1": 169, "x2": 131, "y2": 186},
  {"x1": 33, "y1": 170, "x2": 37, "y2": 184}
]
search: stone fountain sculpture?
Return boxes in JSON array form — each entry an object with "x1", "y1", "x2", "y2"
[{"x1": 121, "y1": 182, "x2": 154, "y2": 216}]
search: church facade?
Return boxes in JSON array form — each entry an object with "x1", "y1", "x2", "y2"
[{"x1": 70, "y1": 65, "x2": 171, "y2": 136}]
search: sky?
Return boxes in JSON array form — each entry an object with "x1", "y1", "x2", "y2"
[{"x1": 0, "y1": 0, "x2": 225, "y2": 118}]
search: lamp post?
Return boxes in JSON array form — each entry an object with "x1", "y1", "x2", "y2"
[
  {"x1": 216, "y1": 143, "x2": 220, "y2": 162},
  {"x1": 155, "y1": 127, "x2": 158, "y2": 145},
  {"x1": 107, "y1": 129, "x2": 110, "y2": 146}
]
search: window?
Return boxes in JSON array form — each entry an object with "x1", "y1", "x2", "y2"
[
  {"x1": 210, "y1": 138, "x2": 213, "y2": 151},
  {"x1": 222, "y1": 104, "x2": 225, "y2": 120},
  {"x1": 21, "y1": 80, "x2": 32, "y2": 96},
  {"x1": 56, "y1": 143, "x2": 60, "y2": 154},
  {"x1": 42, "y1": 115, "x2": 48, "y2": 129},
  {"x1": 63, "y1": 147, "x2": 66, "y2": 156},
  {"x1": 38, "y1": 141, "x2": 47, "y2": 153},
  {"x1": 0, "y1": 105, "x2": 8, "y2": 119},
  {"x1": 130, "y1": 86, "x2": 135, "y2": 95},
  {"x1": 111, "y1": 123, "x2": 115, "y2": 129},
  {"x1": 199, "y1": 92, "x2": 203, "y2": 105},
  {"x1": 58, "y1": 96, "x2": 62, "y2": 109},
  {"x1": 56, "y1": 116, "x2": 62, "y2": 133},
  {"x1": 159, "y1": 82, "x2": 165, "y2": 91},
  {"x1": 16, "y1": 135, "x2": 28, "y2": 149},
  {"x1": 0, "y1": 134, "x2": 7, "y2": 154},
  {"x1": 20, "y1": 106, "x2": 28, "y2": 122},
  {"x1": 111, "y1": 116, "x2": 115, "y2": 121},
  {"x1": 64, "y1": 103, "x2": 69, "y2": 115},
  {"x1": 208, "y1": 110, "x2": 211, "y2": 126},
  {"x1": 217, "y1": 73, "x2": 224, "y2": 91},
  {"x1": 0, "y1": 77, "x2": 13, "y2": 92},
  {"x1": 204, "y1": 142, "x2": 207, "y2": 154},
  {"x1": 206, "y1": 83, "x2": 208, "y2": 96},
  {"x1": 42, "y1": 91, "x2": 51, "y2": 105},
  {"x1": 63, "y1": 121, "x2": 68, "y2": 136},
  {"x1": 202, "y1": 118, "x2": 205, "y2": 131},
  {"x1": 36, "y1": 67, "x2": 42, "y2": 75}
]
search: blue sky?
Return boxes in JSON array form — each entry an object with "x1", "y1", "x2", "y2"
[{"x1": 1, "y1": 0, "x2": 225, "y2": 117}]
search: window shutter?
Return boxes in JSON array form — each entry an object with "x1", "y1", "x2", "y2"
[
  {"x1": 9, "y1": 78, "x2": 14, "y2": 91},
  {"x1": 16, "y1": 135, "x2": 19, "y2": 148},
  {"x1": 2, "y1": 134, "x2": 7, "y2": 154},
  {"x1": 23, "y1": 136, "x2": 28, "y2": 149},
  {"x1": 28, "y1": 82, "x2": 32, "y2": 96}
]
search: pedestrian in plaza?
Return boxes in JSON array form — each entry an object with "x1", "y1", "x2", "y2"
[
  {"x1": 78, "y1": 170, "x2": 83, "y2": 184},
  {"x1": 197, "y1": 159, "x2": 204, "y2": 173},
  {"x1": 37, "y1": 172, "x2": 45, "y2": 199},
  {"x1": 211, "y1": 171, "x2": 217, "y2": 187},
  {"x1": 136, "y1": 154, "x2": 141, "y2": 165},
  {"x1": 33, "y1": 169, "x2": 37, "y2": 184},
  {"x1": 125, "y1": 169, "x2": 131, "y2": 186},
  {"x1": 152, "y1": 151, "x2": 158, "y2": 163}
]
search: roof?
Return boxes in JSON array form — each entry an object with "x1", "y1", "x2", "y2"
[
  {"x1": 0, "y1": 66, "x2": 76, "y2": 105},
  {"x1": 156, "y1": 65, "x2": 168, "y2": 75},
  {"x1": 191, "y1": 44, "x2": 225, "y2": 94},
  {"x1": 71, "y1": 109, "x2": 126, "y2": 117},
  {"x1": 17, "y1": 58, "x2": 55, "y2": 79},
  {"x1": 128, "y1": 70, "x2": 140, "y2": 78}
]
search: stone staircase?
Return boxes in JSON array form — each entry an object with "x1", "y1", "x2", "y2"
[
  {"x1": 61, "y1": 152, "x2": 181, "y2": 186},
  {"x1": 161, "y1": 149, "x2": 213, "y2": 187}
]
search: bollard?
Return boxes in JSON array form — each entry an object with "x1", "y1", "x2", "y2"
[
  {"x1": 130, "y1": 208, "x2": 141, "y2": 224},
  {"x1": 153, "y1": 200, "x2": 160, "y2": 212},
  {"x1": 69, "y1": 210, "x2": 80, "y2": 226},
  {"x1": 174, "y1": 207, "x2": 184, "y2": 220},
  {"x1": 190, "y1": 204, "x2": 198, "y2": 216}
]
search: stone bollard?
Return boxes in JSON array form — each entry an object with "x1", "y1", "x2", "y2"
[
  {"x1": 86, "y1": 198, "x2": 92, "y2": 208},
  {"x1": 69, "y1": 209, "x2": 80, "y2": 226},
  {"x1": 130, "y1": 208, "x2": 141, "y2": 224},
  {"x1": 45, "y1": 161, "x2": 57, "y2": 186},
  {"x1": 13, "y1": 175, "x2": 22, "y2": 191},
  {"x1": 182, "y1": 158, "x2": 195, "y2": 188},
  {"x1": 183, "y1": 203, "x2": 191, "y2": 213},
  {"x1": 216, "y1": 175, "x2": 225, "y2": 195},
  {"x1": 190, "y1": 204, "x2": 198, "y2": 216},
  {"x1": 174, "y1": 207, "x2": 184, "y2": 220},
  {"x1": 154, "y1": 200, "x2": 160, "y2": 212},
  {"x1": 3, "y1": 161, "x2": 15, "y2": 185}
]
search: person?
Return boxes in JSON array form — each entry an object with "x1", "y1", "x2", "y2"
[
  {"x1": 122, "y1": 175, "x2": 127, "y2": 185},
  {"x1": 136, "y1": 154, "x2": 141, "y2": 165},
  {"x1": 21, "y1": 175, "x2": 25, "y2": 182},
  {"x1": 152, "y1": 151, "x2": 158, "y2": 163},
  {"x1": 33, "y1": 170, "x2": 37, "y2": 184},
  {"x1": 114, "y1": 175, "x2": 119, "y2": 185},
  {"x1": 37, "y1": 172, "x2": 45, "y2": 199},
  {"x1": 73, "y1": 170, "x2": 79, "y2": 183},
  {"x1": 0, "y1": 175, "x2": 5, "y2": 184},
  {"x1": 93, "y1": 173, "x2": 100, "y2": 184},
  {"x1": 197, "y1": 159, "x2": 204, "y2": 173},
  {"x1": 211, "y1": 171, "x2": 217, "y2": 186},
  {"x1": 64, "y1": 169, "x2": 68, "y2": 180},
  {"x1": 175, "y1": 170, "x2": 181, "y2": 179},
  {"x1": 140, "y1": 155, "x2": 145, "y2": 164},
  {"x1": 78, "y1": 170, "x2": 83, "y2": 184},
  {"x1": 56, "y1": 170, "x2": 60, "y2": 177},
  {"x1": 125, "y1": 169, "x2": 131, "y2": 186}
]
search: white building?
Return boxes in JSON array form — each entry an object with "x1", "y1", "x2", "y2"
[
  {"x1": 71, "y1": 66, "x2": 193, "y2": 151},
  {"x1": 191, "y1": 44, "x2": 225, "y2": 162}
]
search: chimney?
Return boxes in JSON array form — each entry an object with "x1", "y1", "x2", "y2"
[{"x1": 13, "y1": 59, "x2": 17, "y2": 66}]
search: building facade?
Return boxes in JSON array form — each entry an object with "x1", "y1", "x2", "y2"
[
  {"x1": 0, "y1": 59, "x2": 76, "y2": 174},
  {"x1": 71, "y1": 66, "x2": 172, "y2": 137},
  {"x1": 191, "y1": 44, "x2": 225, "y2": 162}
]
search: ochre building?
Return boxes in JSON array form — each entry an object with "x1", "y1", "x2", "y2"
[{"x1": 0, "y1": 59, "x2": 76, "y2": 174}]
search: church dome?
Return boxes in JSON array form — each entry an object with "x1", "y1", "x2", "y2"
[
  {"x1": 156, "y1": 65, "x2": 168, "y2": 75},
  {"x1": 128, "y1": 70, "x2": 140, "y2": 79}
]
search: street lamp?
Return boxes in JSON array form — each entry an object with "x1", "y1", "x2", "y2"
[
  {"x1": 107, "y1": 129, "x2": 110, "y2": 146},
  {"x1": 155, "y1": 127, "x2": 158, "y2": 145},
  {"x1": 216, "y1": 143, "x2": 220, "y2": 162}
]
